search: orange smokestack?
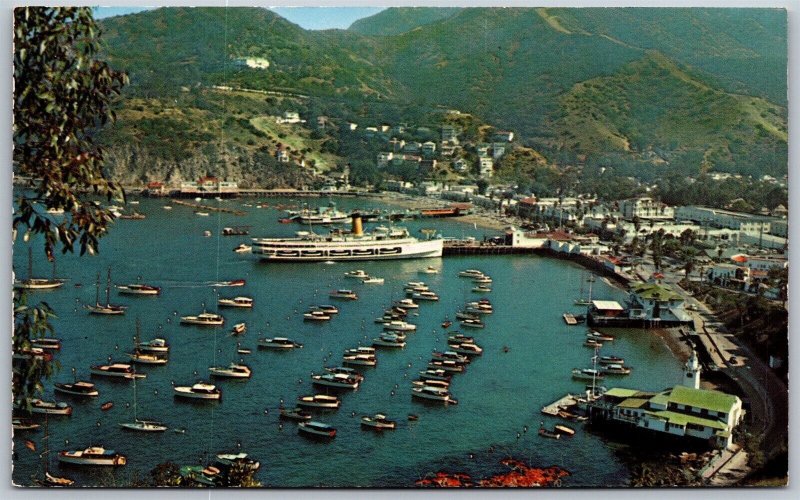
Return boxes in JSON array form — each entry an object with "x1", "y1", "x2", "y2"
[{"x1": 351, "y1": 214, "x2": 363, "y2": 236}]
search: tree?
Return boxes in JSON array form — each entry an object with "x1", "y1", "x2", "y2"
[{"x1": 13, "y1": 7, "x2": 127, "y2": 405}]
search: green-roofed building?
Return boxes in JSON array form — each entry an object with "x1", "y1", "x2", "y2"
[
  {"x1": 588, "y1": 280, "x2": 693, "y2": 328},
  {"x1": 592, "y1": 384, "x2": 744, "y2": 449}
]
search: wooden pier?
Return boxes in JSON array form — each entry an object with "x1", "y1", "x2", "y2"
[
  {"x1": 171, "y1": 199, "x2": 247, "y2": 216},
  {"x1": 442, "y1": 242, "x2": 531, "y2": 256},
  {"x1": 541, "y1": 394, "x2": 580, "y2": 416}
]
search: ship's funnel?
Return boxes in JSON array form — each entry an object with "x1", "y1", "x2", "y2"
[{"x1": 351, "y1": 214, "x2": 364, "y2": 236}]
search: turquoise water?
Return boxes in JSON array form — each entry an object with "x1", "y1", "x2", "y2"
[{"x1": 12, "y1": 197, "x2": 685, "y2": 487}]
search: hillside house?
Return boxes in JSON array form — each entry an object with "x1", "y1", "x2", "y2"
[
  {"x1": 619, "y1": 197, "x2": 675, "y2": 221},
  {"x1": 441, "y1": 125, "x2": 460, "y2": 143},
  {"x1": 479, "y1": 157, "x2": 494, "y2": 178},
  {"x1": 493, "y1": 130, "x2": 514, "y2": 142}
]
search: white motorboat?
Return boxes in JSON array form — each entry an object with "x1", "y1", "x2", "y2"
[
  {"x1": 233, "y1": 244, "x2": 252, "y2": 253},
  {"x1": 180, "y1": 312, "x2": 225, "y2": 326},
  {"x1": 298, "y1": 421, "x2": 336, "y2": 438},
  {"x1": 12, "y1": 418, "x2": 41, "y2": 431},
  {"x1": 58, "y1": 446, "x2": 127, "y2": 466},
  {"x1": 297, "y1": 394, "x2": 340, "y2": 409},
  {"x1": 472, "y1": 285, "x2": 492, "y2": 293},
  {"x1": 26, "y1": 399, "x2": 72, "y2": 416},
  {"x1": 599, "y1": 355, "x2": 625, "y2": 365},
  {"x1": 418, "y1": 369, "x2": 451, "y2": 382},
  {"x1": 135, "y1": 338, "x2": 169, "y2": 354},
  {"x1": 448, "y1": 342, "x2": 483, "y2": 356},
  {"x1": 420, "y1": 266, "x2": 439, "y2": 274},
  {"x1": 31, "y1": 337, "x2": 62, "y2": 351},
  {"x1": 279, "y1": 407, "x2": 312, "y2": 421},
  {"x1": 412, "y1": 386, "x2": 457, "y2": 404},
  {"x1": 311, "y1": 373, "x2": 361, "y2": 389},
  {"x1": 231, "y1": 323, "x2": 247, "y2": 335},
  {"x1": 361, "y1": 413, "x2": 397, "y2": 430},
  {"x1": 128, "y1": 351, "x2": 168, "y2": 365},
  {"x1": 392, "y1": 298, "x2": 419, "y2": 309},
  {"x1": 472, "y1": 276, "x2": 492, "y2": 284},
  {"x1": 209, "y1": 363, "x2": 252, "y2": 379},
  {"x1": 312, "y1": 304, "x2": 339, "y2": 315},
  {"x1": 324, "y1": 366, "x2": 364, "y2": 381},
  {"x1": 257, "y1": 337, "x2": 303, "y2": 349},
  {"x1": 587, "y1": 330, "x2": 616, "y2": 342},
  {"x1": 431, "y1": 351, "x2": 470, "y2": 364},
  {"x1": 217, "y1": 296, "x2": 254, "y2": 308},
  {"x1": 458, "y1": 269, "x2": 484, "y2": 278},
  {"x1": 412, "y1": 291, "x2": 439, "y2": 301},
  {"x1": 571, "y1": 368, "x2": 605, "y2": 381},
  {"x1": 601, "y1": 363, "x2": 632, "y2": 375},
  {"x1": 344, "y1": 269, "x2": 369, "y2": 279},
  {"x1": 447, "y1": 333, "x2": 475, "y2": 344},
  {"x1": 459, "y1": 318, "x2": 485, "y2": 329},
  {"x1": 329, "y1": 289, "x2": 358, "y2": 300},
  {"x1": 427, "y1": 360, "x2": 465, "y2": 373},
  {"x1": 362, "y1": 276, "x2": 385, "y2": 284},
  {"x1": 342, "y1": 354, "x2": 377, "y2": 367},
  {"x1": 382, "y1": 320, "x2": 417, "y2": 332},
  {"x1": 372, "y1": 334, "x2": 406, "y2": 348},
  {"x1": 345, "y1": 346, "x2": 376, "y2": 356},
  {"x1": 90, "y1": 363, "x2": 146, "y2": 380},
  {"x1": 304, "y1": 310, "x2": 331, "y2": 321},
  {"x1": 412, "y1": 379, "x2": 450, "y2": 389},
  {"x1": 116, "y1": 283, "x2": 161, "y2": 296},
  {"x1": 214, "y1": 452, "x2": 260, "y2": 472},
  {"x1": 173, "y1": 382, "x2": 221, "y2": 400},
  {"x1": 54, "y1": 381, "x2": 99, "y2": 398}
]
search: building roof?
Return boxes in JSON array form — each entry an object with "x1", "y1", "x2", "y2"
[
  {"x1": 667, "y1": 385, "x2": 738, "y2": 414},
  {"x1": 604, "y1": 388, "x2": 641, "y2": 398},
  {"x1": 591, "y1": 300, "x2": 624, "y2": 311},
  {"x1": 631, "y1": 283, "x2": 683, "y2": 301},
  {"x1": 617, "y1": 398, "x2": 649, "y2": 409},
  {"x1": 647, "y1": 410, "x2": 728, "y2": 430}
]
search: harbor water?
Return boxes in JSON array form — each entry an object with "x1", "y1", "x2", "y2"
[{"x1": 12, "y1": 197, "x2": 685, "y2": 487}]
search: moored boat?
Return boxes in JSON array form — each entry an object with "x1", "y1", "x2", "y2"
[
  {"x1": 601, "y1": 363, "x2": 632, "y2": 375},
  {"x1": 311, "y1": 372, "x2": 361, "y2": 389},
  {"x1": 554, "y1": 424, "x2": 576, "y2": 436},
  {"x1": 382, "y1": 320, "x2": 416, "y2": 332},
  {"x1": 312, "y1": 304, "x2": 339, "y2": 315},
  {"x1": 392, "y1": 298, "x2": 419, "y2": 309},
  {"x1": 31, "y1": 337, "x2": 62, "y2": 351},
  {"x1": 279, "y1": 407, "x2": 312, "y2": 421},
  {"x1": 27, "y1": 399, "x2": 72, "y2": 416},
  {"x1": 472, "y1": 285, "x2": 492, "y2": 293},
  {"x1": 420, "y1": 266, "x2": 439, "y2": 274},
  {"x1": 230, "y1": 323, "x2": 247, "y2": 335},
  {"x1": 180, "y1": 311, "x2": 225, "y2": 326},
  {"x1": 90, "y1": 363, "x2": 146, "y2": 380},
  {"x1": 412, "y1": 386, "x2": 457, "y2": 404},
  {"x1": 304, "y1": 310, "x2": 331, "y2": 321},
  {"x1": 116, "y1": 283, "x2": 161, "y2": 296},
  {"x1": 233, "y1": 244, "x2": 252, "y2": 253},
  {"x1": 458, "y1": 269, "x2": 484, "y2": 278},
  {"x1": 342, "y1": 353, "x2": 377, "y2": 367},
  {"x1": 136, "y1": 338, "x2": 169, "y2": 354},
  {"x1": 587, "y1": 330, "x2": 615, "y2": 342},
  {"x1": 571, "y1": 368, "x2": 605, "y2": 381},
  {"x1": 427, "y1": 360, "x2": 465, "y2": 373},
  {"x1": 296, "y1": 394, "x2": 340, "y2": 409},
  {"x1": 459, "y1": 318, "x2": 485, "y2": 329},
  {"x1": 447, "y1": 342, "x2": 483, "y2": 356},
  {"x1": 128, "y1": 351, "x2": 168, "y2": 365},
  {"x1": 361, "y1": 413, "x2": 397, "y2": 430},
  {"x1": 54, "y1": 381, "x2": 99, "y2": 398},
  {"x1": 58, "y1": 446, "x2": 126, "y2": 466},
  {"x1": 257, "y1": 337, "x2": 303, "y2": 349},
  {"x1": 298, "y1": 421, "x2": 336, "y2": 439},
  {"x1": 344, "y1": 270, "x2": 369, "y2": 279},
  {"x1": 212, "y1": 279, "x2": 246, "y2": 287},
  {"x1": 538, "y1": 427, "x2": 561, "y2": 440},
  {"x1": 418, "y1": 369, "x2": 452, "y2": 382},
  {"x1": 412, "y1": 291, "x2": 439, "y2": 301},
  {"x1": 118, "y1": 419, "x2": 168, "y2": 432},
  {"x1": 362, "y1": 276, "x2": 385, "y2": 284},
  {"x1": 217, "y1": 296, "x2": 254, "y2": 308},
  {"x1": 372, "y1": 334, "x2": 406, "y2": 348},
  {"x1": 12, "y1": 418, "x2": 41, "y2": 431},
  {"x1": 173, "y1": 382, "x2": 221, "y2": 400},
  {"x1": 599, "y1": 355, "x2": 625, "y2": 365},
  {"x1": 208, "y1": 363, "x2": 252, "y2": 379},
  {"x1": 329, "y1": 289, "x2": 358, "y2": 300}
]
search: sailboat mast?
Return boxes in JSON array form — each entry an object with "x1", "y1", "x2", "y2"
[
  {"x1": 95, "y1": 273, "x2": 101, "y2": 305},
  {"x1": 105, "y1": 268, "x2": 112, "y2": 305}
]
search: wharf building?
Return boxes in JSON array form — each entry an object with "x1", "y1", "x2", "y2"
[
  {"x1": 587, "y1": 351, "x2": 744, "y2": 449},
  {"x1": 587, "y1": 282, "x2": 693, "y2": 328},
  {"x1": 177, "y1": 177, "x2": 240, "y2": 198}
]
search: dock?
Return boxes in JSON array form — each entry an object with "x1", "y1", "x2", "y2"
[
  {"x1": 541, "y1": 394, "x2": 580, "y2": 416},
  {"x1": 171, "y1": 200, "x2": 247, "y2": 216},
  {"x1": 563, "y1": 313, "x2": 578, "y2": 325}
]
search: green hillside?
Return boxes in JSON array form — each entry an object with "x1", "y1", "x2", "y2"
[{"x1": 348, "y1": 7, "x2": 461, "y2": 35}]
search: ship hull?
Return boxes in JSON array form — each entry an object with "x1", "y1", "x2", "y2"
[{"x1": 252, "y1": 238, "x2": 443, "y2": 262}]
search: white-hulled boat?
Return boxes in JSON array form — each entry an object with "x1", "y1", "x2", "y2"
[
  {"x1": 304, "y1": 310, "x2": 331, "y2": 321},
  {"x1": 231, "y1": 323, "x2": 247, "y2": 335},
  {"x1": 86, "y1": 269, "x2": 127, "y2": 315},
  {"x1": 583, "y1": 338, "x2": 603, "y2": 348},
  {"x1": 412, "y1": 379, "x2": 450, "y2": 389},
  {"x1": 297, "y1": 394, "x2": 340, "y2": 409},
  {"x1": 427, "y1": 360, "x2": 465, "y2": 373},
  {"x1": 361, "y1": 413, "x2": 397, "y2": 430},
  {"x1": 180, "y1": 311, "x2": 225, "y2": 326},
  {"x1": 15, "y1": 278, "x2": 64, "y2": 290},
  {"x1": 345, "y1": 346, "x2": 376, "y2": 356},
  {"x1": 173, "y1": 382, "x2": 221, "y2": 400},
  {"x1": 342, "y1": 353, "x2": 377, "y2": 367},
  {"x1": 119, "y1": 419, "x2": 168, "y2": 432},
  {"x1": 599, "y1": 355, "x2": 625, "y2": 365},
  {"x1": 27, "y1": 399, "x2": 72, "y2": 416},
  {"x1": 472, "y1": 276, "x2": 492, "y2": 284},
  {"x1": 455, "y1": 310, "x2": 479, "y2": 321},
  {"x1": 344, "y1": 269, "x2": 369, "y2": 279},
  {"x1": 312, "y1": 304, "x2": 339, "y2": 315},
  {"x1": 418, "y1": 369, "x2": 451, "y2": 382},
  {"x1": 311, "y1": 373, "x2": 361, "y2": 389},
  {"x1": 405, "y1": 281, "x2": 427, "y2": 288},
  {"x1": 209, "y1": 363, "x2": 252, "y2": 379},
  {"x1": 298, "y1": 421, "x2": 336, "y2": 438},
  {"x1": 420, "y1": 266, "x2": 439, "y2": 274},
  {"x1": 214, "y1": 452, "x2": 260, "y2": 472},
  {"x1": 404, "y1": 285, "x2": 429, "y2": 294},
  {"x1": 587, "y1": 330, "x2": 616, "y2": 342},
  {"x1": 31, "y1": 338, "x2": 62, "y2": 351},
  {"x1": 448, "y1": 342, "x2": 483, "y2": 356},
  {"x1": 233, "y1": 244, "x2": 252, "y2": 253},
  {"x1": 257, "y1": 337, "x2": 302, "y2": 349},
  {"x1": 12, "y1": 418, "x2": 41, "y2": 431},
  {"x1": 472, "y1": 285, "x2": 492, "y2": 293},
  {"x1": 392, "y1": 298, "x2": 419, "y2": 309},
  {"x1": 460, "y1": 318, "x2": 485, "y2": 329},
  {"x1": 54, "y1": 381, "x2": 99, "y2": 398},
  {"x1": 412, "y1": 386, "x2": 457, "y2": 404},
  {"x1": 324, "y1": 366, "x2": 364, "y2": 381},
  {"x1": 458, "y1": 269, "x2": 484, "y2": 278},
  {"x1": 279, "y1": 407, "x2": 312, "y2": 421},
  {"x1": 372, "y1": 335, "x2": 406, "y2": 348},
  {"x1": 362, "y1": 276, "x2": 385, "y2": 284},
  {"x1": 252, "y1": 215, "x2": 443, "y2": 262},
  {"x1": 58, "y1": 446, "x2": 126, "y2": 466},
  {"x1": 136, "y1": 338, "x2": 169, "y2": 354},
  {"x1": 90, "y1": 363, "x2": 146, "y2": 380},
  {"x1": 466, "y1": 301, "x2": 493, "y2": 313},
  {"x1": 601, "y1": 363, "x2": 632, "y2": 375},
  {"x1": 128, "y1": 351, "x2": 168, "y2": 365},
  {"x1": 431, "y1": 351, "x2": 470, "y2": 365},
  {"x1": 412, "y1": 291, "x2": 439, "y2": 301},
  {"x1": 212, "y1": 279, "x2": 246, "y2": 287},
  {"x1": 382, "y1": 320, "x2": 417, "y2": 332},
  {"x1": 447, "y1": 333, "x2": 475, "y2": 343},
  {"x1": 116, "y1": 283, "x2": 161, "y2": 296},
  {"x1": 571, "y1": 368, "x2": 605, "y2": 381},
  {"x1": 217, "y1": 296, "x2": 254, "y2": 308},
  {"x1": 329, "y1": 289, "x2": 358, "y2": 300}
]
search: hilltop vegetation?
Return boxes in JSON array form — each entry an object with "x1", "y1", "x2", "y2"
[{"x1": 348, "y1": 7, "x2": 461, "y2": 36}]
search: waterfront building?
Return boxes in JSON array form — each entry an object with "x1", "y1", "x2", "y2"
[
  {"x1": 179, "y1": 177, "x2": 239, "y2": 197},
  {"x1": 675, "y1": 206, "x2": 772, "y2": 235},
  {"x1": 588, "y1": 283, "x2": 693, "y2": 328},
  {"x1": 619, "y1": 197, "x2": 675, "y2": 221}
]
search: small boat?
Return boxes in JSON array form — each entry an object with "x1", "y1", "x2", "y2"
[
  {"x1": 412, "y1": 386, "x2": 457, "y2": 404},
  {"x1": 460, "y1": 318, "x2": 485, "y2": 329},
  {"x1": 298, "y1": 421, "x2": 336, "y2": 439},
  {"x1": 279, "y1": 407, "x2": 312, "y2": 421},
  {"x1": 195, "y1": 211, "x2": 210, "y2": 216},
  {"x1": 571, "y1": 368, "x2": 605, "y2": 381},
  {"x1": 86, "y1": 269, "x2": 127, "y2": 314},
  {"x1": 447, "y1": 333, "x2": 474, "y2": 344},
  {"x1": 448, "y1": 342, "x2": 483, "y2": 356},
  {"x1": 554, "y1": 424, "x2": 576, "y2": 436},
  {"x1": 558, "y1": 410, "x2": 588, "y2": 422},
  {"x1": 13, "y1": 347, "x2": 54, "y2": 362},
  {"x1": 54, "y1": 381, "x2": 99, "y2": 398},
  {"x1": 90, "y1": 363, "x2": 146, "y2": 380},
  {"x1": 361, "y1": 413, "x2": 397, "y2": 430},
  {"x1": 203, "y1": 230, "x2": 212, "y2": 237},
  {"x1": 312, "y1": 305, "x2": 339, "y2": 315},
  {"x1": 297, "y1": 394, "x2": 340, "y2": 409},
  {"x1": 587, "y1": 330, "x2": 615, "y2": 342},
  {"x1": 28, "y1": 399, "x2": 72, "y2": 416},
  {"x1": 392, "y1": 299, "x2": 419, "y2": 309},
  {"x1": 214, "y1": 453, "x2": 260, "y2": 472},
  {"x1": 311, "y1": 373, "x2": 361, "y2": 389},
  {"x1": 599, "y1": 355, "x2": 625, "y2": 365},
  {"x1": 180, "y1": 312, "x2": 225, "y2": 326},
  {"x1": 411, "y1": 379, "x2": 449, "y2": 389},
  {"x1": 136, "y1": 338, "x2": 169, "y2": 354},
  {"x1": 427, "y1": 360, "x2": 464, "y2": 373},
  {"x1": 382, "y1": 320, "x2": 416, "y2": 332},
  {"x1": 101, "y1": 401, "x2": 114, "y2": 411},
  {"x1": 209, "y1": 363, "x2": 252, "y2": 379},
  {"x1": 173, "y1": 382, "x2": 221, "y2": 400},
  {"x1": 58, "y1": 446, "x2": 127, "y2": 466},
  {"x1": 342, "y1": 354, "x2": 377, "y2": 367},
  {"x1": 412, "y1": 291, "x2": 439, "y2": 301},
  {"x1": 257, "y1": 337, "x2": 303, "y2": 349},
  {"x1": 12, "y1": 418, "x2": 41, "y2": 431},
  {"x1": 472, "y1": 285, "x2": 492, "y2": 293},
  {"x1": 431, "y1": 351, "x2": 470, "y2": 365},
  {"x1": 118, "y1": 211, "x2": 146, "y2": 221},
  {"x1": 472, "y1": 276, "x2": 492, "y2": 284},
  {"x1": 418, "y1": 369, "x2": 452, "y2": 382},
  {"x1": 407, "y1": 414, "x2": 419, "y2": 421},
  {"x1": 212, "y1": 279, "x2": 246, "y2": 287},
  {"x1": 455, "y1": 310, "x2": 479, "y2": 321},
  {"x1": 230, "y1": 323, "x2": 247, "y2": 335},
  {"x1": 420, "y1": 266, "x2": 439, "y2": 274},
  {"x1": 324, "y1": 366, "x2": 364, "y2": 380},
  {"x1": 362, "y1": 277, "x2": 385, "y2": 284},
  {"x1": 583, "y1": 339, "x2": 603, "y2": 348},
  {"x1": 217, "y1": 296, "x2": 254, "y2": 308},
  {"x1": 222, "y1": 227, "x2": 250, "y2": 236},
  {"x1": 163, "y1": 206, "x2": 173, "y2": 210},
  {"x1": 116, "y1": 283, "x2": 161, "y2": 296},
  {"x1": 538, "y1": 427, "x2": 561, "y2": 440},
  {"x1": 233, "y1": 244, "x2": 252, "y2": 253},
  {"x1": 128, "y1": 351, "x2": 168, "y2": 365},
  {"x1": 118, "y1": 419, "x2": 168, "y2": 432},
  {"x1": 466, "y1": 301, "x2": 493, "y2": 313},
  {"x1": 345, "y1": 346, "x2": 376, "y2": 356},
  {"x1": 237, "y1": 348, "x2": 251, "y2": 355},
  {"x1": 304, "y1": 310, "x2": 331, "y2": 321},
  {"x1": 373, "y1": 334, "x2": 406, "y2": 348},
  {"x1": 344, "y1": 270, "x2": 369, "y2": 279},
  {"x1": 441, "y1": 320, "x2": 453, "y2": 328},
  {"x1": 458, "y1": 269, "x2": 484, "y2": 278},
  {"x1": 329, "y1": 289, "x2": 358, "y2": 300},
  {"x1": 31, "y1": 338, "x2": 62, "y2": 351},
  {"x1": 601, "y1": 364, "x2": 632, "y2": 375}
]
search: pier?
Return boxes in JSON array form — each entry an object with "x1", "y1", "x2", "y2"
[
  {"x1": 540, "y1": 394, "x2": 580, "y2": 417},
  {"x1": 171, "y1": 199, "x2": 247, "y2": 216}
]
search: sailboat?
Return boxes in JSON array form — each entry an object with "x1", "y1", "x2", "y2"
[
  {"x1": 574, "y1": 273, "x2": 595, "y2": 306},
  {"x1": 14, "y1": 248, "x2": 64, "y2": 290},
  {"x1": 85, "y1": 268, "x2": 127, "y2": 315},
  {"x1": 118, "y1": 369, "x2": 167, "y2": 432},
  {"x1": 33, "y1": 416, "x2": 75, "y2": 487}
]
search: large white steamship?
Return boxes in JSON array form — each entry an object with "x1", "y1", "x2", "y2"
[{"x1": 251, "y1": 215, "x2": 443, "y2": 262}]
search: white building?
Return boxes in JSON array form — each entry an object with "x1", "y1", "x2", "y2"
[
  {"x1": 376, "y1": 152, "x2": 394, "y2": 168},
  {"x1": 479, "y1": 157, "x2": 494, "y2": 178},
  {"x1": 676, "y1": 206, "x2": 771, "y2": 235},
  {"x1": 276, "y1": 111, "x2": 304, "y2": 124},
  {"x1": 619, "y1": 197, "x2": 675, "y2": 221}
]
